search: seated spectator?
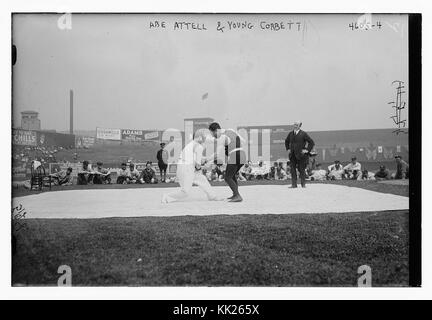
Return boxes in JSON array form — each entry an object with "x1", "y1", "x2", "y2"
[
  {"x1": 77, "y1": 160, "x2": 94, "y2": 185},
  {"x1": 202, "y1": 166, "x2": 214, "y2": 181},
  {"x1": 375, "y1": 165, "x2": 391, "y2": 180},
  {"x1": 285, "y1": 161, "x2": 291, "y2": 178},
  {"x1": 343, "y1": 157, "x2": 362, "y2": 180},
  {"x1": 30, "y1": 158, "x2": 43, "y2": 173},
  {"x1": 93, "y1": 162, "x2": 112, "y2": 184},
  {"x1": 253, "y1": 160, "x2": 270, "y2": 180},
  {"x1": 328, "y1": 160, "x2": 344, "y2": 180},
  {"x1": 129, "y1": 163, "x2": 141, "y2": 184},
  {"x1": 202, "y1": 167, "x2": 210, "y2": 181},
  {"x1": 140, "y1": 161, "x2": 158, "y2": 184},
  {"x1": 209, "y1": 161, "x2": 225, "y2": 181},
  {"x1": 50, "y1": 167, "x2": 73, "y2": 186},
  {"x1": 394, "y1": 155, "x2": 409, "y2": 179},
  {"x1": 238, "y1": 161, "x2": 253, "y2": 181},
  {"x1": 117, "y1": 162, "x2": 131, "y2": 184},
  {"x1": 306, "y1": 153, "x2": 318, "y2": 176},
  {"x1": 310, "y1": 164, "x2": 327, "y2": 181},
  {"x1": 359, "y1": 169, "x2": 375, "y2": 180},
  {"x1": 275, "y1": 162, "x2": 288, "y2": 180},
  {"x1": 268, "y1": 162, "x2": 279, "y2": 180}
]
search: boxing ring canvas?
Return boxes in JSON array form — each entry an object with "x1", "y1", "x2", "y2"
[{"x1": 13, "y1": 184, "x2": 409, "y2": 219}]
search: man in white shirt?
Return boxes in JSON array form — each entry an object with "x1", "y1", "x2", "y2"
[
  {"x1": 162, "y1": 129, "x2": 223, "y2": 203},
  {"x1": 32, "y1": 159, "x2": 42, "y2": 170},
  {"x1": 343, "y1": 157, "x2": 362, "y2": 180},
  {"x1": 310, "y1": 164, "x2": 328, "y2": 181},
  {"x1": 238, "y1": 161, "x2": 253, "y2": 181},
  {"x1": 328, "y1": 160, "x2": 344, "y2": 180},
  {"x1": 93, "y1": 162, "x2": 112, "y2": 184},
  {"x1": 117, "y1": 162, "x2": 131, "y2": 184},
  {"x1": 253, "y1": 160, "x2": 270, "y2": 180},
  {"x1": 128, "y1": 163, "x2": 140, "y2": 184}
]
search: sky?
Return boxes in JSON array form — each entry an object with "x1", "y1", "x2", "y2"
[{"x1": 12, "y1": 13, "x2": 408, "y2": 132}]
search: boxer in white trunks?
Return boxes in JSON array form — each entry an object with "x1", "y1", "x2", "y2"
[{"x1": 161, "y1": 129, "x2": 223, "y2": 203}]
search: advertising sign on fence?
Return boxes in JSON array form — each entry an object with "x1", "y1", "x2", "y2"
[
  {"x1": 12, "y1": 129, "x2": 37, "y2": 146},
  {"x1": 96, "y1": 127, "x2": 121, "y2": 140},
  {"x1": 121, "y1": 129, "x2": 144, "y2": 141},
  {"x1": 143, "y1": 131, "x2": 160, "y2": 141},
  {"x1": 76, "y1": 136, "x2": 95, "y2": 148}
]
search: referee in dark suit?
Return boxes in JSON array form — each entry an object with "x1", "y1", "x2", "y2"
[{"x1": 285, "y1": 121, "x2": 315, "y2": 188}]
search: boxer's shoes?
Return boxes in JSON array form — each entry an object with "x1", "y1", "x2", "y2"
[{"x1": 228, "y1": 195, "x2": 243, "y2": 202}]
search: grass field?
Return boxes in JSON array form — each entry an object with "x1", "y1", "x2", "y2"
[{"x1": 12, "y1": 180, "x2": 409, "y2": 286}]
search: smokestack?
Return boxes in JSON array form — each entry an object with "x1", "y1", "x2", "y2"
[{"x1": 69, "y1": 89, "x2": 73, "y2": 134}]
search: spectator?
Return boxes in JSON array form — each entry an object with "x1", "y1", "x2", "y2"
[
  {"x1": 268, "y1": 162, "x2": 279, "y2": 180},
  {"x1": 306, "y1": 152, "x2": 318, "y2": 176},
  {"x1": 375, "y1": 165, "x2": 391, "y2": 181},
  {"x1": 129, "y1": 163, "x2": 141, "y2": 184},
  {"x1": 49, "y1": 167, "x2": 73, "y2": 186},
  {"x1": 310, "y1": 163, "x2": 327, "y2": 181},
  {"x1": 93, "y1": 162, "x2": 112, "y2": 184},
  {"x1": 32, "y1": 158, "x2": 42, "y2": 170},
  {"x1": 285, "y1": 161, "x2": 291, "y2": 176},
  {"x1": 394, "y1": 155, "x2": 409, "y2": 179},
  {"x1": 202, "y1": 167, "x2": 210, "y2": 181},
  {"x1": 77, "y1": 160, "x2": 94, "y2": 185},
  {"x1": 343, "y1": 157, "x2": 362, "y2": 180},
  {"x1": 140, "y1": 161, "x2": 158, "y2": 184},
  {"x1": 117, "y1": 162, "x2": 131, "y2": 184},
  {"x1": 238, "y1": 161, "x2": 253, "y2": 181},
  {"x1": 202, "y1": 166, "x2": 214, "y2": 181},
  {"x1": 157, "y1": 142, "x2": 169, "y2": 182},
  {"x1": 209, "y1": 161, "x2": 225, "y2": 181},
  {"x1": 275, "y1": 162, "x2": 288, "y2": 180},
  {"x1": 215, "y1": 164, "x2": 225, "y2": 181},
  {"x1": 253, "y1": 160, "x2": 270, "y2": 180},
  {"x1": 359, "y1": 169, "x2": 375, "y2": 180},
  {"x1": 328, "y1": 160, "x2": 344, "y2": 180}
]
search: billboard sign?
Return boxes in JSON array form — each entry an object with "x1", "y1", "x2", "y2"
[
  {"x1": 121, "y1": 129, "x2": 144, "y2": 141},
  {"x1": 96, "y1": 127, "x2": 121, "y2": 140},
  {"x1": 12, "y1": 129, "x2": 37, "y2": 146},
  {"x1": 143, "y1": 131, "x2": 160, "y2": 140},
  {"x1": 76, "y1": 136, "x2": 95, "y2": 148}
]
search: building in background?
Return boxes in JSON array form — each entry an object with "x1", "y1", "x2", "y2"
[{"x1": 20, "y1": 111, "x2": 41, "y2": 131}]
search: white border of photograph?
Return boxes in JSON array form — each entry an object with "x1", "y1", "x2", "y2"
[{"x1": 1, "y1": 0, "x2": 430, "y2": 300}]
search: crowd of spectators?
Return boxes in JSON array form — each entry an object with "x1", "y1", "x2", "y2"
[
  {"x1": 308, "y1": 155, "x2": 409, "y2": 181},
  {"x1": 15, "y1": 146, "x2": 409, "y2": 189},
  {"x1": 12, "y1": 145, "x2": 70, "y2": 169},
  {"x1": 225, "y1": 155, "x2": 409, "y2": 183},
  {"x1": 76, "y1": 160, "x2": 165, "y2": 185},
  {"x1": 48, "y1": 153, "x2": 411, "y2": 188}
]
